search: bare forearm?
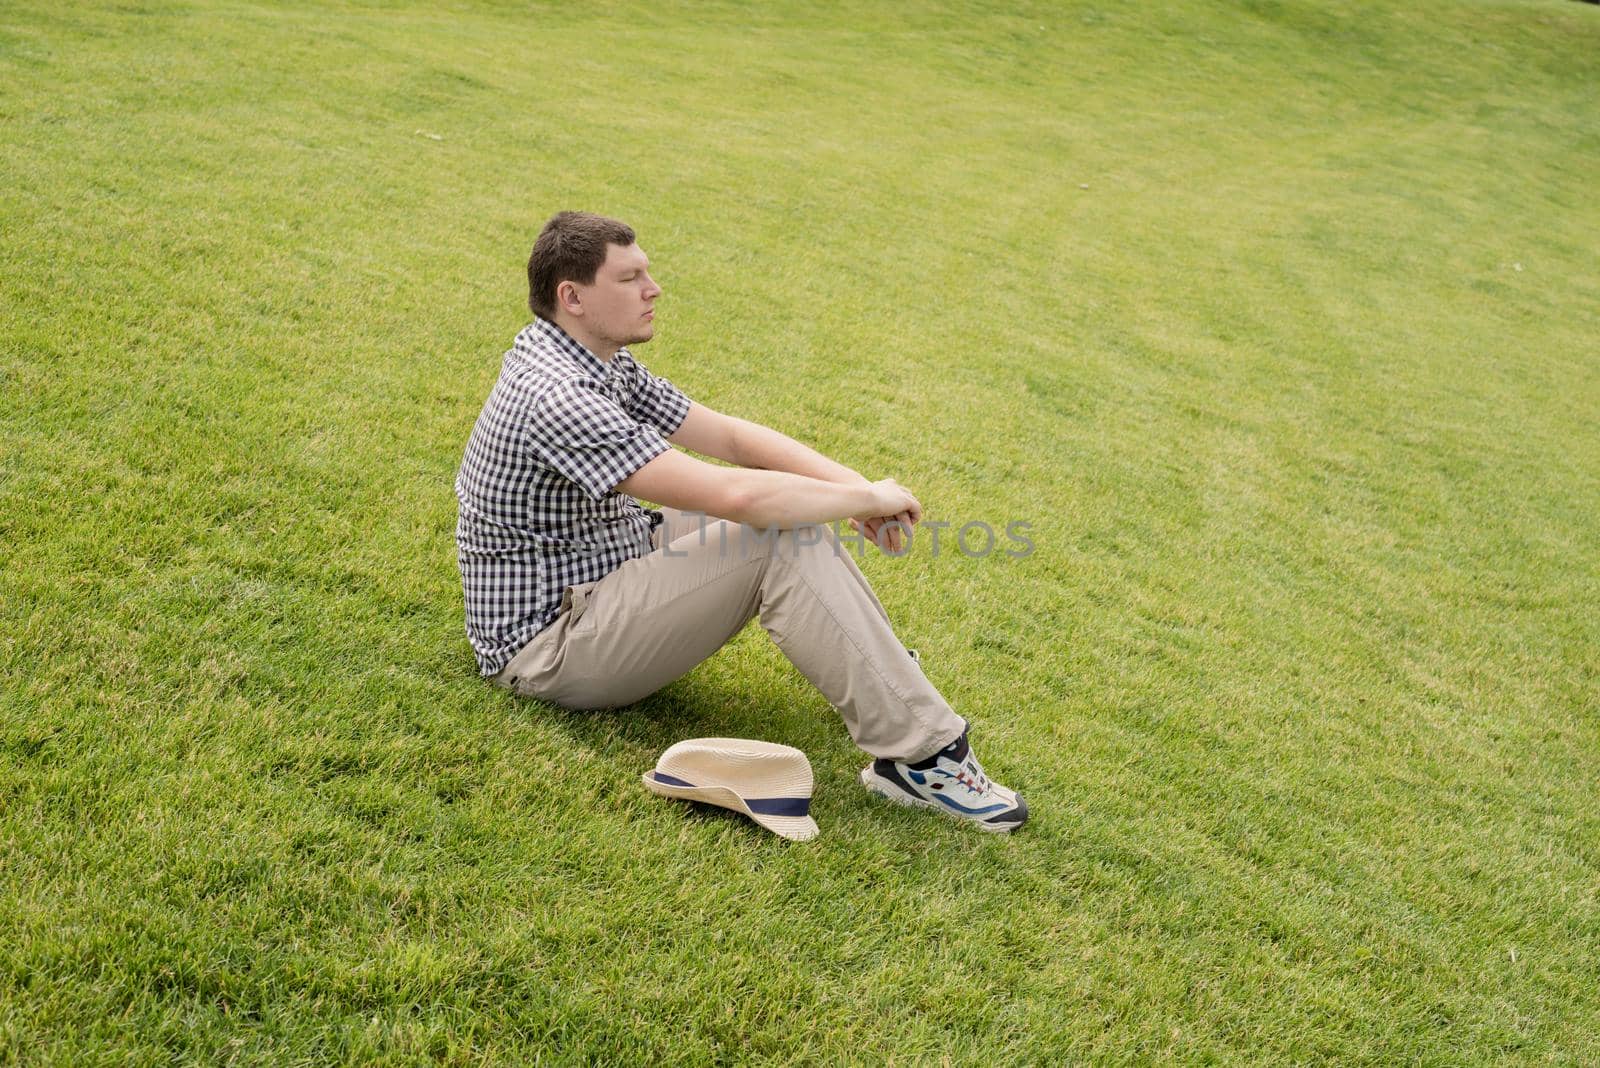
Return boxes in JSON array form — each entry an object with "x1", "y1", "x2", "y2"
[
  {"x1": 722, "y1": 469, "x2": 878, "y2": 530},
  {"x1": 730, "y1": 419, "x2": 868, "y2": 487}
]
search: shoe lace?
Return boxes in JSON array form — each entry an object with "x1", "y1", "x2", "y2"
[{"x1": 947, "y1": 755, "x2": 991, "y2": 796}]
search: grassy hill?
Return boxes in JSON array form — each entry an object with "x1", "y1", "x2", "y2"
[{"x1": 2, "y1": 0, "x2": 1597, "y2": 1062}]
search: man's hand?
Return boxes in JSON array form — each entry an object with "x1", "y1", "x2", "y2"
[
  {"x1": 850, "y1": 479, "x2": 921, "y2": 554},
  {"x1": 850, "y1": 513, "x2": 916, "y2": 553}
]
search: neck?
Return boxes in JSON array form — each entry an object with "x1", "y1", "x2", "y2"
[{"x1": 549, "y1": 314, "x2": 617, "y2": 362}]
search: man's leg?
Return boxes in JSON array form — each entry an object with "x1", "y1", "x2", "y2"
[
  {"x1": 656, "y1": 508, "x2": 896, "y2": 631},
  {"x1": 752, "y1": 524, "x2": 967, "y2": 760},
  {"x1": 497, "y1": 518, "x2": 965, "y2": 761},
  {"x1": 495, "y1": 515, "x2": 767, "y2": 714}
]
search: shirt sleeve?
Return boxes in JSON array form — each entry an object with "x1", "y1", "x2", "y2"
[
  {"x1": 623, "y1": 358, "x2": 692, "y2": 436},
  {"x1": 528, "y1": 379, "x2": 670, "y2": 502}
]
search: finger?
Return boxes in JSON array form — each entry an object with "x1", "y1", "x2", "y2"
[
  {"x1": 889, "y1": 518, "x2": 910, "y2": 553},
  {"x1": 883, "y1": 513, "x2": 908, "y2": 550}
]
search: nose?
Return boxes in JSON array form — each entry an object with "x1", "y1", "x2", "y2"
[{"x1": 643, "y1": 273, "x2": 662, "y2": 301}]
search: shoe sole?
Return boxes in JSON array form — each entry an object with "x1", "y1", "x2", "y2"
[{"x1": 859, "y1": 766, "x2": 1026, "y2": 834}]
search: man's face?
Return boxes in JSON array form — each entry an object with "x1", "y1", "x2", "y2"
[{"x1": 572, "y1": 242, "x2": 661, "y2": 350}]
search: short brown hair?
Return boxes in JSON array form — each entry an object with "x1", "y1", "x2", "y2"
[{"x1": 526, "y1": 211, "x2": 636, "y2": 319}]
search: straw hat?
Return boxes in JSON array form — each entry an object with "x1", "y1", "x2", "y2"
[{"x1": 642, "y1": 738, "x2": 819, "y2": 841}]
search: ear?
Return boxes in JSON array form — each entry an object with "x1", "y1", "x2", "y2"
[{"x1": 556, "y1": 280, "x2": 583, "y2": 317}]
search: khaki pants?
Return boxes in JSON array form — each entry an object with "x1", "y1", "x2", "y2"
[{"x1": 492, "y1": 508, "x2": 966, "y2": 761}]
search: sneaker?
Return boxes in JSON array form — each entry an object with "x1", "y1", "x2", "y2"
[{"x1": 859, "y1": 731, "x2": 1027, "y2": 833}]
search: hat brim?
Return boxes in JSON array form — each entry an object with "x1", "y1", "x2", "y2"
[{"x1": 641, "y1": 773, "x2": 819, "y2": 842}]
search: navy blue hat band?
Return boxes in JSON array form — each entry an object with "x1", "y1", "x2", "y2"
[{"x1": 649, "y1": 772, "x2": 811, "y2": 818}]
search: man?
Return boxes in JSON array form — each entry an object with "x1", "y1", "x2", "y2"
[{"x1": 454, "y1": 211, "x2": 1026, "y2": 833}]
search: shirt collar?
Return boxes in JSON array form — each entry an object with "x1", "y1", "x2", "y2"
[{"x1": 530, "y1": 317, "x2": 625, "y2": 379}]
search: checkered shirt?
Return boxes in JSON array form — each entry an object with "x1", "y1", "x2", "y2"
[{"x1": 455, "y1": 317, "x2": 692, "y2": 675}]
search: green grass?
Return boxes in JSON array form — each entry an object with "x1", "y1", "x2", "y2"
[{"x1": 3, "y1": 0, "x2": 1598, "y2": 1062}]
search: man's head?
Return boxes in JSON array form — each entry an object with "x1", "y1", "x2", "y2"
[{"x1": 527, "y1": 211, "x2": 661, "y2": 358}]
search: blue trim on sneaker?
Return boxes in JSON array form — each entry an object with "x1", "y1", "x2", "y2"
[
  {"x1": 930, "y1": 792, "x2": 1011, "y2": 816},
  {"x1": 875, "y1": 761, "x2": 1010, "y2": 816},
  {"x1": 871, "y1": 759, "x2": 930, "y2": 803}
]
